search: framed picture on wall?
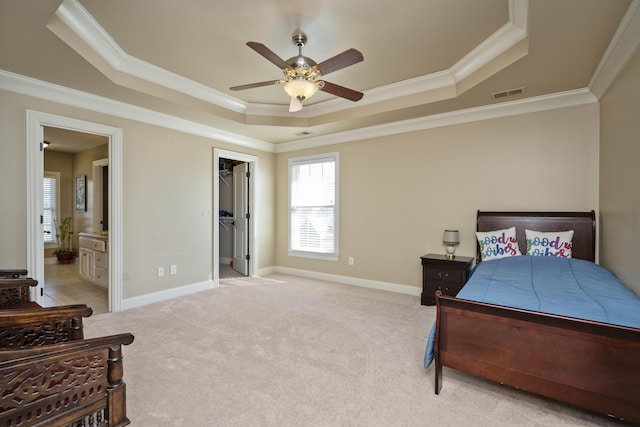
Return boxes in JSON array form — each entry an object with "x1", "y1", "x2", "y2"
[{"x1": 75, "y1": 175, "x2": 86, "y2": 211}]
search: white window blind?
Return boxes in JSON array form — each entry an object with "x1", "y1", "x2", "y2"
[
  {"x1": 43, "y1": 173, "x2": 59, "y2": 244},
  {"x1": 289, "y1": 153, "x2": 338, "y2": 259}
]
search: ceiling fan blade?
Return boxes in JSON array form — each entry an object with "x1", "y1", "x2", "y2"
[
  {"x1": 316, "y1": 48, "x2": 363, "y2": 76},
  {"x1": 246, "y1": 41, "x2": 292, "y2": 70},
  {"x1": 230, "y1": 80, "x2": 281, "y2": 91},
  {"x1": 320, "y1": 81, "x2": 364, "y2": 102}
]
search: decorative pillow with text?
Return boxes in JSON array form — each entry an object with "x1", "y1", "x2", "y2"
[
  {"x1": 476, "y1": 227, "x2": 521, "y2": 261},
  {"x1": 525, "y1": 229, "x2": 574, "y2": 258}
]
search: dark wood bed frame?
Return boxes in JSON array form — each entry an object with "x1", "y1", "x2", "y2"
[{"x1": 434, "y1": 211, "x2": 640, "y2": 424}]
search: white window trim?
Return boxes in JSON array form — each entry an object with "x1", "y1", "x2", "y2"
[
  {"x1": 43, "y1": 171, "x2": 60, "y2": 248},
  {"x1": 288, "y1": 152, "x2": 339, "y2": 261}
]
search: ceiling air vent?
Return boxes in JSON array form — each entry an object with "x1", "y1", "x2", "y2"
[{"x1": 492, "y1": 87, "x2": 525, "y2": 100}]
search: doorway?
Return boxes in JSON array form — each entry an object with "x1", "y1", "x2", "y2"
[
  {"x1": 218, "y1": 158, "x2": 246, "y2": 278},
  {"x1": 26, "y1": 110, "x2": 124, "y2": 312},
  {"x1": 213, "y1": 149, "x2": 257, "y2": 284},
  {"x1": 43, "y1": 127, "x2": 109, "y2": 313}
]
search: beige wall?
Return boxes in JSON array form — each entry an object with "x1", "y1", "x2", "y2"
[
  {"x1": 276, "y1": 104, "x2": 600, "y2": 288},
  {"x1": 0, "y1": 90, "x2": 275, "y2": 300},
  {"x1": 0, "y1": 92, "x2": 29, "y2": 266},
  {"x1": 599, "y1": 48, "x2": 640, "y2": 295},
  {"x1": 0, "y1": 86, "x2": 605, "y2": 300}
]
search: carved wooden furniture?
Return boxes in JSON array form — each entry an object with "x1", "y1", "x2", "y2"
[
  {"x1": 0, "y1": 305, "x2": 135, "y2": 426},
  {"x1": 0, "y1": 268, "x2": 29, "y2": 278},
  {"x1": 420, "y1": 254, "x2": 473, "y2": 305},
  {"x1": 0, "y1": 277, "x2": 40, "y2": 309},
  {"x1": 0, "y1": 304, "x2": 93, "y2": 348},
  {"x1": 433, "y1": 211, "x2": 640, "y2": 424}
]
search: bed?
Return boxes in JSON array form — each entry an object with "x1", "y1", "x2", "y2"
[{"x1": 426, "y1": 211, "x2": 640, "y2": 424}]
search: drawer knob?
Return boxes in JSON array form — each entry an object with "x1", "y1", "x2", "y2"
[{"x1": 438, "y1": 272, "x2": 449, "y2": 279}]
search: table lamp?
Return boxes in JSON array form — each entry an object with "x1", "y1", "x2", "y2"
[{"x1": 443, "y1": 229, "x2": 460, "y2": 259}]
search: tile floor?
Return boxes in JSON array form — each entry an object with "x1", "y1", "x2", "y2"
[{"x1": 44, "y1": 262, "x2": 109, "y2": 314}]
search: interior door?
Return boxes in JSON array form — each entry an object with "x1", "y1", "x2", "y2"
[{"x1": 232, "y1": 162, "x2": 249, "y2": 275}]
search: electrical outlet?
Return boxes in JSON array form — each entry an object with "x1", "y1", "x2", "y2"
[
  {"x1": 170, "y1": 265, "x2": 177, "y2": 275},
  {"x1": 157, "y1": 267, "x2": 164, "y2": 277},
  {"x1": 348, "y1": 257, "x2": 355, "y2": 266}
]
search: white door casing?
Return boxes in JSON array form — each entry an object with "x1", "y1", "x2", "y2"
[
  {"x1": 26, "y1": 110, "x2": 123, "y2": 312},
  {"x1": 213, "y1": 148, "x2": 257, "y2": 284}
]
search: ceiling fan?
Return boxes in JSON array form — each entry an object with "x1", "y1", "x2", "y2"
[{"x1": 230, "y1": 33, "x2": 364, "y2": 112}]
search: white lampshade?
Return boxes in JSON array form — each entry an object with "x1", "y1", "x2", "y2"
[
  {"x1": 283, "y1": 79, "x2": 320, "y2": 101},
  {"x1": 443, "y1": 230, "x2": 459, "y2": 244},
  {"x1": 443, "y1": 229, "x2": 459, "y2": 259}
]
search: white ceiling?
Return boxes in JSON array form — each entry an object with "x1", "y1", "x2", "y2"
[{"x1": 0, "y1": 0, "x2": 636, "y2": 147}]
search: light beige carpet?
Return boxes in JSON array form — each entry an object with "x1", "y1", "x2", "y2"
[{"x1": 85, "y1": 274, "x2": 621, "y2": 426}]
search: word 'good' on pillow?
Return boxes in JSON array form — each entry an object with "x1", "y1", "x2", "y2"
[
  {"x1": 476, "y1": 227, "x2": 521, "y2": 261},
  {"x1": 525, "y1": 229, "x2": 574, "y2": 258}
]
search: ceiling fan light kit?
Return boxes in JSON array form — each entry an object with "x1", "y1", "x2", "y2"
[
  {"x1": 283, "y1": 79, "x2": 322, "y2": 101},
  {"x1": 230, "y1": 33, "x2": 363, "y2": 112}
]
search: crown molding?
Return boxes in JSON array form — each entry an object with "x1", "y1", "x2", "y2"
[
  {"x1": 48, "y1": 0, "x2": 247, "y2": 113},
  {"x1": 1, "y1": 70, "x2": 597, "y2": 154},
  {"x1": 589, "y1": 0, "x2": 640, "y2": 99},
  {"x1": 450, "y1": 3, "x2": 528, "y2": 84},
  {"x1": 274, "y1": 88, "x2": 597, "y2": 153},
  {"x1": 48, "y1": 0, "x2": 529, "y2": 122},
  {"x1": 0, "y1": 70, "x2": 274, "y2": 152}
]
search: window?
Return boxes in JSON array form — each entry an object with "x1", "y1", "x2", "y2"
[
  {"x1": 43, "y1": 171, "x2": 60, "y2": 244},
  {"x1": 288, "y1": 153, "x2": 339, "y2": 260}
]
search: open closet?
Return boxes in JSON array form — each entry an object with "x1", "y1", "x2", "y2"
[{"x1": 218, "y1": 158, "x2": 250, "y2": 278}]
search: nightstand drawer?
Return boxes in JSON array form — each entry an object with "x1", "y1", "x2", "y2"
[
  {"x1": 425, "y1": 268, "x2": 463, "y2": 283},
  {"x1": 430, "y1": 281, "x2": 464, "y2": 297}
]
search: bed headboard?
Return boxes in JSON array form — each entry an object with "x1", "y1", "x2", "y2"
[{"x1": 476, "y1": 211, "x2": 596, "y2": 263}]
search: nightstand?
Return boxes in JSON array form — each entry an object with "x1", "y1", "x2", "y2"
[{"x1": 420, "y1": 254, "x2": 474, "y2": 306}]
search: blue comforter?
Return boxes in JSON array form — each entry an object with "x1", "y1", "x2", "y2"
[{"x1": 424, "y1": 256, "x2": 640, "y2": 367}]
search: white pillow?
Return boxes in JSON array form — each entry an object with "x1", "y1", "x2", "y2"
[
  {"x1": 476, "y1": 227, "x2": 521, "y2": 261},
  {"x1": 525, "y1": 229, "x2": 574, "y2": 258}
]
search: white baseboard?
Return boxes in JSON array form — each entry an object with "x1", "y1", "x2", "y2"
[
  {"x1": 256, "y1": 266, "x2": 278, "y2": 276},
  {"x1": 120, "y1": 267, "x2": 419, "y2": 311},
  {"x1": 121, "y1": 279, "x2": 215, "y2": 311},
  {"x1": 267, "y1": 266, "x2": 421, "y2": 297},
  {"x1": 220, "y1": 257, "x2": 232, "y2": 265}
]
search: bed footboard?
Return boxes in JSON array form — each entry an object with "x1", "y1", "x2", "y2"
[
  {"x1": 434, "y1": 291, "x2": 640, "y2": 424},
  {"x1": 0, "y1": 304, "x2": 93, "y2": 348},
  {"x1": 0, "y1": 333, "x2": 135, "y2": 427}
]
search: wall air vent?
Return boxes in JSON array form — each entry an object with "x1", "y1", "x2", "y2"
[{"x1": 492, "y1": 87, "x2": 525, "y2": 100}]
